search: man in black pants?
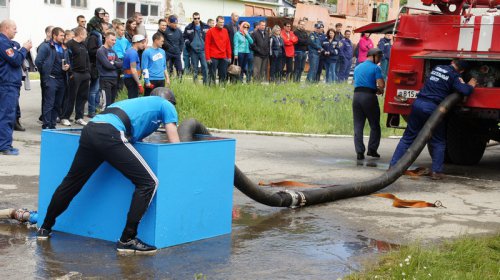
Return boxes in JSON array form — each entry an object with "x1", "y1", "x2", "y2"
[
  {"x1": 97, "y1": 30, "x2": 122, "y2": 107},
  {"x1": 60, "y1": 27, "x2": 90, "y2": 127},
  {"x1": 352, "y1": 48, "x2": 385, "y2": 160},
  {"x1": 37, "y1": 88, "x2": 180, "y2": 254}
]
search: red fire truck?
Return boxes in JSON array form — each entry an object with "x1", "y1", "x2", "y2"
[{"x1": 356, "y1": 0, "x2": 500, "y2": 165}]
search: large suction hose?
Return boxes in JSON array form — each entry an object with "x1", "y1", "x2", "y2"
[{"x1": 178, "y1": 93, "x2": 463, "y2": 208}]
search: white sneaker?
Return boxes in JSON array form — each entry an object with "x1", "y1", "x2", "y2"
[
  {"x1": 75, "y1": 118, "x2": 87, "y2": 126},
  {"x1": 60, "y1": 119, "x2": 71, "y2": 126}
]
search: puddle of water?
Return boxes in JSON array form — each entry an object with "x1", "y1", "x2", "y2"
[{"x1": 0, "y1": 204, "x2": 396, "y2": 279}]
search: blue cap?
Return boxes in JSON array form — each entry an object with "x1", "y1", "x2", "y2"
[
  {"x1": 168, "y1": 15, "x2": 178, "y2": 23},
  {"x1": 456, "y1": 59, "x2": 470, "y2": 70},
  {"x1": 314, "y1": 22, "x2": 324, "y2": 29}
]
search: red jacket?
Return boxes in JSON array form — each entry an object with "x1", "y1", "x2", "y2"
[
  {"x1": 281, "y1": 30, "x2": 298, "y2": 58},
  {"x1": 205, "y1": 27, "x2": 232, "y2": 60}
]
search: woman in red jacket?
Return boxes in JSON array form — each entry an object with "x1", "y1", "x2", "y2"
[{"x1": 281, "y1": 22, "x2": 298, "y2": 82}]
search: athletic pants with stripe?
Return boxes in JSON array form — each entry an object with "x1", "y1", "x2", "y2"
[{"x1": 41, "y1": 122, "x2": 158, "y2": 241}]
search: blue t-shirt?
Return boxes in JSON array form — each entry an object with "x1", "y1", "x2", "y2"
[
  {"x1": 91, "y1": 96, "x2": 178, "y2": 143},
  {"x1": 122, "y1": 48, "x2": 140, "y2": 78},
  {"x1": 353, "y1": 60, "x2": 383, "y2": 89},
  {"x1": 141, "y1": 47, "x2": 167, "y2": 82},
  {"x1": 113, "y1": 36, "x2": 131, "y2": 59}
]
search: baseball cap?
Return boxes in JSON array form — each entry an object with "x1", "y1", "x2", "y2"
[
  {"x1": 314, "y1": 22, "x2": 324, "y2": 29},
  {"x1": 455, "y1": 59, "x2": 470, "y2": 70},
  {"x1": 367, "y1": 48, "x2": 383, "y2": 56},
  {"x1": 168, "y1": 15, "x2": 178, "y2": 23},
  {"x1": 132, "y1": 34, "x2": 146, "y2": 43}
]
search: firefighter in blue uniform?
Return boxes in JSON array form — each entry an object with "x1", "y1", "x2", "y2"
[
  {"x1": 337, "y1": 30, "x2": 353, "y2": 82},
  {"x1": 306, "y1": 22, "x2": 323, "y2": 83},
  {"x1": 0, "y1": 20, "x2": 32, "y2": 155},
  {"x1": 377, "y1": 33, "x2": 392, "y2": 80},
  {"x1": 390, "y1": 59, "x2": 477, "y2": 180}
]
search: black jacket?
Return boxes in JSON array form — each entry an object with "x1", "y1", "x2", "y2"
[
  {"x1": 224, "y1": 21, "x2": 238, "y2": 53},
  {"x1": 183, "y1": 22, "x2": 210, "y2": 52},
  {"x1": 66, "y1": 39, "x2": 90, "y2": 73},
  {"x1": 162, "y1": 26, "x2": 183, "y2": 56},
  {"x1": 251, "y1": 29, "x2": 270, "y2": 58},
  {"x1": 294, "y1": 29, "x2": 309, "y2": 52}
]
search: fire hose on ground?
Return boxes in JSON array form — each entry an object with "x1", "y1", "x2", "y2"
[
  {"x1": 0, "y1": 93, "x2": 461, "y2": 225},
  {"x1": 178, "y1": 92, "x2": 463, "y2": 208}
]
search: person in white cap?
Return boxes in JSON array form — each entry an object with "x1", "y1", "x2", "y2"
[{"x1": 122, "y1": 34, "x2": 146, "y2": 99}]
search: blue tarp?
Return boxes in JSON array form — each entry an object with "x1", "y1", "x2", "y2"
[{"x1": 223, "y1": 16, "x2": 267, "y2": 31}]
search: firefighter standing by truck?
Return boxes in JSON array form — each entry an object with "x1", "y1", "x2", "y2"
[
  {"x1": 377, "y1": 33, "x2": 392, "y2": 80},
  {"x1": 352, "y1": 48, "x2": 385, "y2": 160},
  {"x1": 389, "y1": 59, "x2": 477, "y2": 180}
]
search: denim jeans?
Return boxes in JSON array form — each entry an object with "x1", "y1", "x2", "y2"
[
  {"x1": 247, "y1": 52, "x2": 254, "y2": 83},
  {"x1": 306, "y1": 53, "x2": 319, "y2": 82},
  {"x1": 88, "y1": 77, "x2": 100, "y2": 116},
  {"x1": 293, "y1": 51, "x2": 307, "y2": 82},
  {"x1": 208, "y1": 58, "x2": 228, "y2": 86},
  {"x1": 190, "y1": 50, "x2": 208, "y2": 84},
  {"x1": 325, "y1": 61, "x2": 337, "y2": 83},
  {"x1": 237, "y1": 53, "x2": 250, "y2": 83}
]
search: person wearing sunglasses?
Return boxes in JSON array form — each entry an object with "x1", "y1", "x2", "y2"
[
  {"x1": 233, "y1": 21, "x2": 253, "y2": 83},
  {"x1": 183, "y1": 12, "x2": 210, "y2": 84}
]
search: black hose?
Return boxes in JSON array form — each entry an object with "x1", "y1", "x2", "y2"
[{"x1": 178, "y1": 93, "x2": 463, "y2": 208}]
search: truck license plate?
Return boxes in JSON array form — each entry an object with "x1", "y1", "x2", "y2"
[{"x1": 397, "y1": 89, "x2": 419, "y2": 99}]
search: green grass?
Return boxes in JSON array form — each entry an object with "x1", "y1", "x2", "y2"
[
  {"x1": 347, "y1": 234, "x2": 500, "y2": 280},
  {"x1": 159, "y1": 79, "x2": 404, "y2": 137}
]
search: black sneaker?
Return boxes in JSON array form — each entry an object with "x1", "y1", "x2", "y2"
[
  {"x1": 116, "y1": 238, "x2": 157, "y2": 254},
  {"x1": 357, "y1": 153, "x2": 365, "y2": 160},
  {"x1": 367, "y1": 150, "x2": 381, "y2": 158},
  {"x1": 36, "y1": 228, "x2": 51, "y2": 240}
]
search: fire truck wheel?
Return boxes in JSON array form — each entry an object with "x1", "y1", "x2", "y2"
[{"x1": 446, "y1": 115, "x2": 488, "y2": 165}]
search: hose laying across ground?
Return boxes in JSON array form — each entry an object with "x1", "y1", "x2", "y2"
[{"x1": 178, "y1": 93, "x2": 463, "y2": 208}]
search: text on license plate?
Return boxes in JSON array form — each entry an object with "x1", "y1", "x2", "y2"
[{"x1": 397, "y1": 89, "x2": 419, "y2": 99}]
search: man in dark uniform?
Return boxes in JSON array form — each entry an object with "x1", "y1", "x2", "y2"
[
  {"x1": 0, "y1": 20, "x2": 32, "y2": 155},
  {"x1": 37, "y1": 88, "x2": 180, "y2": 254},
  {"x1": 306, "y1": 23, "x2": 323, "y2": 83},
  {"x1": 377, "y1": 33, "x2": 392, "y2": 80},
  {"x1": 390, "y1": 60, "x2": 477, "y2": 180},
  {"x1": 163, "y1": 15, "x2": 184, "y2": 80},
  {"x1": 352, "y1": 48, "x2": 385, "y2": 160},
  {"x1": 337, "y1": 30, "x2": 353, "y2": 82}
]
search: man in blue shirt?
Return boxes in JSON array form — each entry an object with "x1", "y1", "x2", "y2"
[
  {"x1": 390, "y1": 60, "x2": 477, "y2": 180},
  {"x1": 0, "y1": 20, "x2": 32, "y2": 155},
  {"x1": 352, "y1": 48, "x2": 385, "y2": 160},
  {"x1": 123, "y1": 34, "x2": 146, "y2": 99},
  {"x1": 97, "y1": 31, "x2": 123, "y2": 108},
  {"x1": 37, "y1": 88, "x2": 180, "y2": 254},
  {"x1": 142, "y1": 32, "x2": 170, "y2": 96},
  {"x1": 35, "y1": 27, "x2": 70, "y2": 129}
]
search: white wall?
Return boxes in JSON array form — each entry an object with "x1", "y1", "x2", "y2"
[{"x1": 9, "y1": 0, "x2": 114, "y2": 50}]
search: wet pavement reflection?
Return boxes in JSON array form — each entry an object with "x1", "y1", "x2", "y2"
[{"x1": 1, "y1": 204, "x2": 394, "y2": 279}]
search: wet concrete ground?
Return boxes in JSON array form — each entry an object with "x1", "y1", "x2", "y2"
[{"x1": 1, "y1": 84, "x2": 499, "y2": 279}]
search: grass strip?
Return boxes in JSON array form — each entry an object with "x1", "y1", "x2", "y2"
[{"x1": 347, "y1": 234, "x2": 500, "y2": 280}]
